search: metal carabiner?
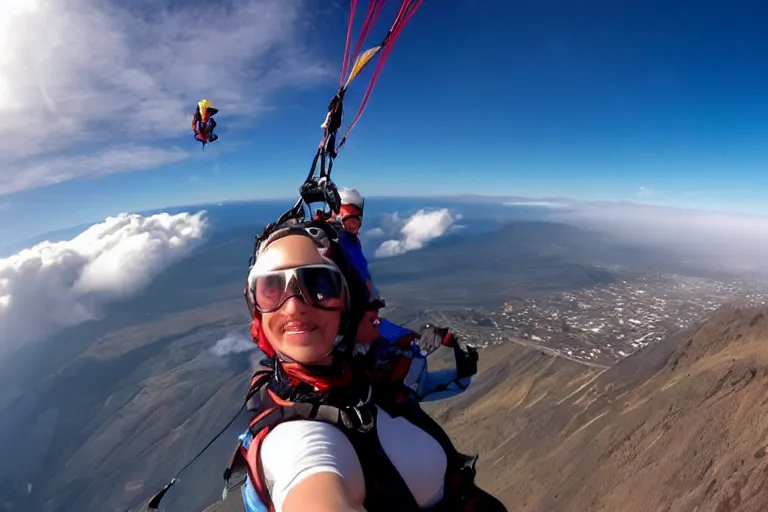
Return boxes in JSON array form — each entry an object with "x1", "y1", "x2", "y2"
[{"x1": 352, "y1": 405, "x2": 375, "y2": 433}]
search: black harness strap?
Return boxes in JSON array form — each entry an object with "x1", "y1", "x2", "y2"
[
  {"x1": 380, "y1": 398, "x2": 464, "y2": 505},
  {"x1": 344, "y1": 406, "x2": 423, "y2": 512}
]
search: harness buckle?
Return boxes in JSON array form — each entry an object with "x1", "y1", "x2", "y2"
[
  {"x1": 354, "y1": 384, "x2": 375, "y2": 432},
  {"x1": 339, "y1": 385, "x2": 375, "y2": 432},
  {"x1": 352, "y1": 406, "x2": 375, "y2": 433},
  {"x1": 338, "y1": 406, "x2": 374, "y2": 432}
]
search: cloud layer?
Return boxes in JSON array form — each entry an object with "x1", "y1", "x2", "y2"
[
  {"x1": 374, "y1": 208, "x2": 459, "y2": 258},
  {"x1": 0, "y1": 211, "x2": 207, "y2": 357},
  {"x1": 529, "y1": 199, "x2": 768, "y2": 274},
  {"x1": 1, "y1": 0, "x2": 332, "y2": 195}
]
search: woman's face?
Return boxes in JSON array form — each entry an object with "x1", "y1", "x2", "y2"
[{"x1": 255, "y1": 235, "x2": 344, "y2": 365}]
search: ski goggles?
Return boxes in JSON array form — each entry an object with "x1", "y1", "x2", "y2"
[
  {"x1": 341, "y1": 213, "x2": 363, "y2": 223},
  {"x1": 246, "y1": 263, "x2": 348, "y2": 314}
]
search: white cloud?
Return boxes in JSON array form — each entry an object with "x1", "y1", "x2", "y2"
[
  {"x1": 376, "y1": 212, "x2": 409, "y2": 237},
  {"x1": 0, "y1": 211, "x2": 207, "y2": 358},
  {"x1": 374, "y1": 208, "x2": 458, "y2": 258},
  {"x1": 365, "y1": 227, "x2": 386, "y2": 238},
  {"x1": 0, "y1": 0, "x2": 333, "y2": 195},
  {"x1": 210, "y1": 331, "x2": 257, "y2": 357},
  {"x1": 1, "y1": 146, "x2": 188, "y2": 195}
]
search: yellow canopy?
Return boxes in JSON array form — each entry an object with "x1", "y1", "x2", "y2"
[{"x1": 344, "y1": 45, "x2": 383, "y2": 90}]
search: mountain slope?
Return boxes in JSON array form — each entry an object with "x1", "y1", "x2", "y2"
[{"x1": 434, "y1": 305, "x2": 768, "y2": 512}]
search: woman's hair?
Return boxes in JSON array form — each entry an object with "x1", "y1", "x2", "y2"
[{"x1": 247, "y1": 219, "x2": 369, "y2": 359}]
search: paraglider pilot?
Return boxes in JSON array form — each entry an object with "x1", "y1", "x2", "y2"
[{"x1": 192, "y1": 99, "x2": 219, "y2": 147}]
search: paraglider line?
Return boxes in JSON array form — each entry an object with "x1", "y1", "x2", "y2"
[
  {"x1": 303, "y1": 0, "x2": 424, "y2": 205},
  {"x1": 175, "y1": 401, "x2": 245, "y2": 478},
  {"x1": 337, "y1": 0, "x2": 423, "y2": 149},
  {"x1": 145, "y1": 401, "x2": 247, "y2": 510},
  {"x1": 346, "y1": 0, "x2": 386, "y2": 85},
  {"x1": 339, "y1": 0, "x2": 359, "y2": 86}
]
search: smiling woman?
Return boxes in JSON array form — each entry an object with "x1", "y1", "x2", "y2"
[{"x1": 207, "y1": 219, "x2": 507, "y2": 512}]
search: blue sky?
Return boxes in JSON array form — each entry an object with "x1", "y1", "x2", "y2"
[{"x1": 2, "y1": 0, "x2": 768, "y2": 243}]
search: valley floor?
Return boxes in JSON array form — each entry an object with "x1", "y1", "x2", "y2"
[{"x1": 436, "y1": 272, "x2": 768, "y2": 366}]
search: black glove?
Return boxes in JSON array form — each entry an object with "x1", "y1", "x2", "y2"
[
  {"x1": 366, "y1": 298, "x2": 386, "y2": 311},
  {"x1": 454, "y1": 342, "x2": 478, "y2": 380}
]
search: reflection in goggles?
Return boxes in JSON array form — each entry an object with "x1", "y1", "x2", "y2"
[{"x1": 246, "y1": 264, "x2": 346, "y2": 313}]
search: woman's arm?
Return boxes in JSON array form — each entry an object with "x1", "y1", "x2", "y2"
[
  {"x1": 260, "y1": 420, "x2": 367, "y2": 512},
  {"x1": 283, "y1": 472, "x2": 366, "y2": 512}
]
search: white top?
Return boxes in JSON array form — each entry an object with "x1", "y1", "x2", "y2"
[{"x1": 260, "y1": 405, "x2": 448, "y2": 512}]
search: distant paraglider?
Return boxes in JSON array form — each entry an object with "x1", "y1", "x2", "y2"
[{"x1": 192, "y1": 99, "x2": 219, "y2": 149}]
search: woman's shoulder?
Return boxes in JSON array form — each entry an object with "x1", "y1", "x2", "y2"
[
  {"x1": 260, "y1": 419, "x2": 364, "y2": 478},
  {"x1": 259, "y1": 407, "x2": 448, "y2": 510},
  {"x1": 260, "y1": 419, "x2": 366, "y2": 510},
  {"x1": 262, "y1": 418, "x2": 351, "y2": 453}
]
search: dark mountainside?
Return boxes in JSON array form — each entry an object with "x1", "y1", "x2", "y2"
[
  {"x1": 0, "y1": 301, "x2": 254, "y2": 512},
  {"x1": 0, "y1": 220, "x2": 754, "y2": 512}
]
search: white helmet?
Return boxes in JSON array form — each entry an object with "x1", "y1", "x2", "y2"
[{"x1": 339, "y1": 187, "x2": 365, "y2": 211}]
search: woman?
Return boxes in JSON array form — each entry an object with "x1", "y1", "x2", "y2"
[{"x1": 228, "y1": 220, "x2": 505, "y2": 512}]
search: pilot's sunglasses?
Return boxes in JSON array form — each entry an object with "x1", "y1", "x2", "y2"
[
  {"x1": 341, "y1": 214, "x2": 363, "y2": 223},
  {"x1": 246, "y1": 264, "x2": 347, "y2": 313}
]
